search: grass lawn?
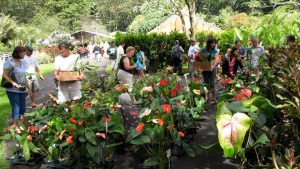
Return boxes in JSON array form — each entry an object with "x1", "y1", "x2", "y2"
[{"x1": 0, "y1": 63, "x2": 53, "y2": 169}]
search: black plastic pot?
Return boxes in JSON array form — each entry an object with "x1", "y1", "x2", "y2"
[
  {"x1": 9, "y1": 153, "x2": 43, "y2": 167},
  {"x1": 44, "y1": 161, "x2": 72, "y2": 169}
]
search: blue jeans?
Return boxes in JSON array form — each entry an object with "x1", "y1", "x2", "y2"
[{"x1": 6, "y1": 91, "x2": 26, "y2": 119}]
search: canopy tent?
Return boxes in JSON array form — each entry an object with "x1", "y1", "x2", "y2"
[{"x1": 71, "y1": 30, "x2": 112, "y2": 43}]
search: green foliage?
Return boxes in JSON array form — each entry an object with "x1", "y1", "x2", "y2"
[
  {"x1": 0, "y1": 14, "x2": 17, "y2": 44},
  {"x1": 128, "y1": 0, "x2": 172, "y2": 33},
  {"x1": 115, "y1": 32, "x2": 189, "y2": 71}
]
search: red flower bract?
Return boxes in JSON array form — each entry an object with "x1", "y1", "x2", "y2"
[
  {"x1": 178, "y1": 131, "x2": 185, "y2": 137},
  {"x1": 159, "y1": 79, "x2": 167, "y2": 87},
  {"x1": 69, "y1": 118, "x2": 77, "y2": 124},
  {"x1": 136, "y1": 122, "x2": 145, "y2": 132},
  {"x1": 102, "y1": 116, "x2": 111, "y2": 123},
  {"x1": 66, "y1": 136, "x2": 73, "y2": 144},
  {"x1": 162, "y1": 104, "x2": 171, "y2": 114},
  {"x1": 170, "y1": 88, "x2": 178, "y2": 97},
  {"x1": 222, "y1": 77, "x2": 233, "y2": 86},
  {"x1": 114, "y1": 85, "x2": 120, "y2": 91},
  {"x1": 28, "y1": 125, "x2": 37, "y2": 134},
  {"x1": 96, "y1": 132, "x2": 106, "y2": 139},
  {"x1": 193, "y1": 77, "x2": 200, "y2": 82},
  {"x1": 130, "y1": 111, "x2": 138, "y2": 116},
  {"x1": 166, "y1": 124, "x2": 174, "y2": 130},
  {"x1": 233, "y1": 88, "x2": 252, "y2": 101},
  {"x1": 157, "y1": 119, "x2": 164, "y2": 126},
  {"x1": 83, "y1": 102, "x2": 89, "y2": 109}
]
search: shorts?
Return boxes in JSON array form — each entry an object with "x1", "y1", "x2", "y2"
[
  {"x1": 117, "y1": 69, "x2": 133, "y2": 92},
  {"x1": 28, "y1": 79, "x2": 40, "y2": 92},
  {"x1": 203, "y1": 69, "x2": 217, "y2": 89},
  {"x1": 57, "y1": 89, "x2": 82, "y2": 104}
]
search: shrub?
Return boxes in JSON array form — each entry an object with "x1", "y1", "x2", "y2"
[
  {"x1": 33, "y1": 51, "x2": 54, "y2": 64},
  {"x1": 115, "y1": 32, "x2": 189, "y2": 71}
]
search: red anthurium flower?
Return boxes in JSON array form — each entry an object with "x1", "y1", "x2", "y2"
[
  {"x1": 78, "y1": 119, "x2": 84, "y2": 126},
  {"x1": 83, "y1": 102, "x2": 89, "y2": 109},
  {"x1": 193, "y1": 77, "x2": 200, "y2": 82},
  {"x1": 69, "y1": 118, "x2": 77, "y2": 124},
  {"x1": 170, "y1": 88, "x2": 178, "y2": 97},
  {"x1": 222, "y1": 77, "x2": 233, "y2": 86},
  {"x1": 233, "y1": 88, "x2": 252, "y2": 101},
  {"x1": 157, "y1": 119, "x2": 164, "y2": 126},
  {"x1": 176, "y1": 83, "x2": 180, "y2": 90},
  {"x1": 130, "y1": 111, "x2": 138, "y2": 116},
  {"x1": 114, "y1": 85, "x2": 120, "y2": 91},
  {"x1": 96, "y1": 132, "x2": 106, "y2": 139},
  {"x1": 28, "y1": 125, "x2": 37, "y2": 134},
  {"x1": 239, "y1": 88, "x2": 252, "y2": 98},
  {"x1": 162, "y1": 104, "x2": 171, "y2": 114},
  {"x1": 66, "y1": 136, "x2": 73, "y2": 144},
  {"x1": 178, "y1": 131, "x2": 185, "y2": 137},
  {"x1": 166, "y1": 124, "x2": 174, "y2": 130},
  {"x1": 159, "y1": 79, "x2": 167, "y2": 87},
  {"x1": 102, "y1": 116, "x2": 111, "y2": 123},
  {"x1": 136, "y1": 122, "x2": 145, "y2": 132}
]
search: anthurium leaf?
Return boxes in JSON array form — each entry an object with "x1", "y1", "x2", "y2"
[
  {"x1": 218, "y1": 93, "x2": 235, "y2": 102},
  {"x1": 24, "y1": 111, "x2": 36, "y2": 117},
  {"x1": 250, "y1": 133, "x2": 269, "y2": 148},
  {"x1": 130, "y1": 135, "x2": 151, "y2": 145},
  {"x1": 225, "y1": 101, "x2": 250, "y2": 113},
  {"x1": 86, "y1": 143, "x2": 101, "y2": 164},
  {"x1": 197, "y1": 142, "x2": 222, "y2": 152},
  {"x1": 55, "y1": 117, "x2": 63, "y2": 132},
  {"x1": 242, "y1": 96, "x2": 277, "y2": 115},
  {"x1": 126, "y1": 128, "x2": 142, "y2": 142},
  {"x1": 216, "y1": 101, "x2": 231, "y2": 117},
  {"x1": 85, "y1": 128, "x2": 97, "y2": 145},
  {"x1": 144, "y1": 157, "x2": 159, "y2": 166},
  {"x1": 216, "y1": 112, "x2": 251, "y2": 158},
  {"x1": 108, "y1": 125, "x2": 124, "y2": 135},
  {"x1": 59, "y1": 142, "x2": 69, "y2": 149},
  {"x1": 105, "y1": 142, "x2": 123, "y2": 148},
  {"x1": 79, "y1": 136, "x2": 86, "y2": 143},
  {"x1": 23, "y1": 140, "x2": 30, "y2": 161},
  {"x1": 182, "y1": 141, "x2": 195, "y2": 157},
  {"x1": 28, "y1": 142, "x2": 41, "y2": 154},
  {"x1": 250, "y1": 111, "x2": 267, "y2": 128}
]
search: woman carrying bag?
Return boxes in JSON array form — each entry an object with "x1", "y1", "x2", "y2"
[{"x1": 2, "y1": 46, "x2": 32, "y2": 133}]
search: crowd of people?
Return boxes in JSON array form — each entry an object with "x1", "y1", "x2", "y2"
[
  {"x1": 1, "y1": 34, "x2": 297, "y2": 132},
  {"x1": 171, "y1": 35, "x2": 297, "y2": 104}
]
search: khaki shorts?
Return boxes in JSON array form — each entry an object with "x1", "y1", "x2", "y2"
[
  {"x1": 28, "y1": 79, "x2": 40, "y2": 92},
  {"x1": 57, "y1": 89, "x2": 82, "y2": 104}
]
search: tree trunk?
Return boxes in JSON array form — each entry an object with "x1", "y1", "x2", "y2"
[
  {"x1": 170, "y1": 0, "x2": 189, "y2": 38},
  {"x1": 185, "y1": 0, "x2": 196, "y2": 39}
]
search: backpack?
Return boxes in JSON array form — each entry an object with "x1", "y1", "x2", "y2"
[{"x1": 171, "y1": 45, "x2": 182, "y2": 59}]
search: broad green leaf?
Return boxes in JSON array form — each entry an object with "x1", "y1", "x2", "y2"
[
  {"x1": 85, "y1": 128, "x2": 97, "y2": 145},
  {"x1": 23, "y1": 140, "x2": 30, "y2": 161},
  {"x1": 182, "y1": 141, "x2": 195, "y2": 157},
  {"x1": 55, "y1": 118, "x2": 63, "y2": 132},
  {"x1": 242, "y1": 96, "x2": 278, "y2": 115},
  {"x1": 225, "y1": 101, "x2": 250, "y2": 113},
  {"x1": 79, "y1": 136, "x2": 86, "y2": 143},
  {"x1": 59, "y1": 142, "x2": 69, "y2": 149},
  {"x1": 216, "y1": 101, "x2": 231, "y2": 118},
  {"x1": 24, "y1": 111, "x2": 36, "y2": 117},
  {"x1": 126, "y1": 128, "x2": 142, "y2": 142},
  {"x1": 250, "y1": 134, "x2": 269, "y2": 148},
  {"x1": 216, "y1": 112, "x2": 251, "y2": 158},
  {"x1": 28, "y1": 142, "x2": 41, "y2": 154},
  {"x1": 144, "y1": 157, "x2": 159, "y2": 166},
  {"x1": 86, "y1": 143, "x2": 101, "y2": 164},
  {"x1": 197, "y1": 142, "x2": 222, "y2": 152},
  {"x1": 130, "y1": 135, "x2": 151, "y2": 145},
  {"x1": 105, "y1": 142, "x2": 123, "y2": 148}
]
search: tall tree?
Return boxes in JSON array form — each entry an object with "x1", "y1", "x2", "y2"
[{"x1": 185, "y1": 0, "x2": 196, "y2": 39}]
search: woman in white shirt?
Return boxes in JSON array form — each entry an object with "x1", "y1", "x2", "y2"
[{"x1": 54, "y1": 42, "x2": 84, "y2": 103}]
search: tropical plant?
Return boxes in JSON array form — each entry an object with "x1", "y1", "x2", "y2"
[{"x1": 0, "y1": 13, "x2": 17, "y2": 44}]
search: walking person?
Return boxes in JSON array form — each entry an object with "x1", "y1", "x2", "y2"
[
  {"x1": 171, "y1": 40, "x2": 184, "y2": 75},
  {"x1": 54, "y1": 42, "x2": 84, "y2": 104},
  {"x1": 23, "y1": 45, "x2": 44, "y2": 107},
  {"x1": 234, "y1": 39, "x2": 247, "y2": 59},
  {"x1": 247, "y1": 37, "x2": 266, "y2": 76},
  {"x1": 2, "y1": 46, "x2": 32, "y2": 133},
  {"x1": 135, "y1": 46, "x2": 146, "y2": 78},
  {"x1": 222, "y1": 47, "x2": 244, "y2": 78},
  {"x1": 117, "y1": 41, "x2": 125, "y2": 64},
  {"x1": 107, "y1": 42, "x2": 117, "y2": 69},
  {"x1": 188, "y1": 39, "x2": 199, "y2": 80},
  {"x1": 200, "y1": 38, "x2": 220, "y2": 104},
  {"x1": 117, "y1": 46, "x2": 137, "y2": 92}
]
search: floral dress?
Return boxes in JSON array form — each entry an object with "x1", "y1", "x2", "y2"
[{"x1": 135, "y1": 51, "x2": 145, "y2": 71}]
